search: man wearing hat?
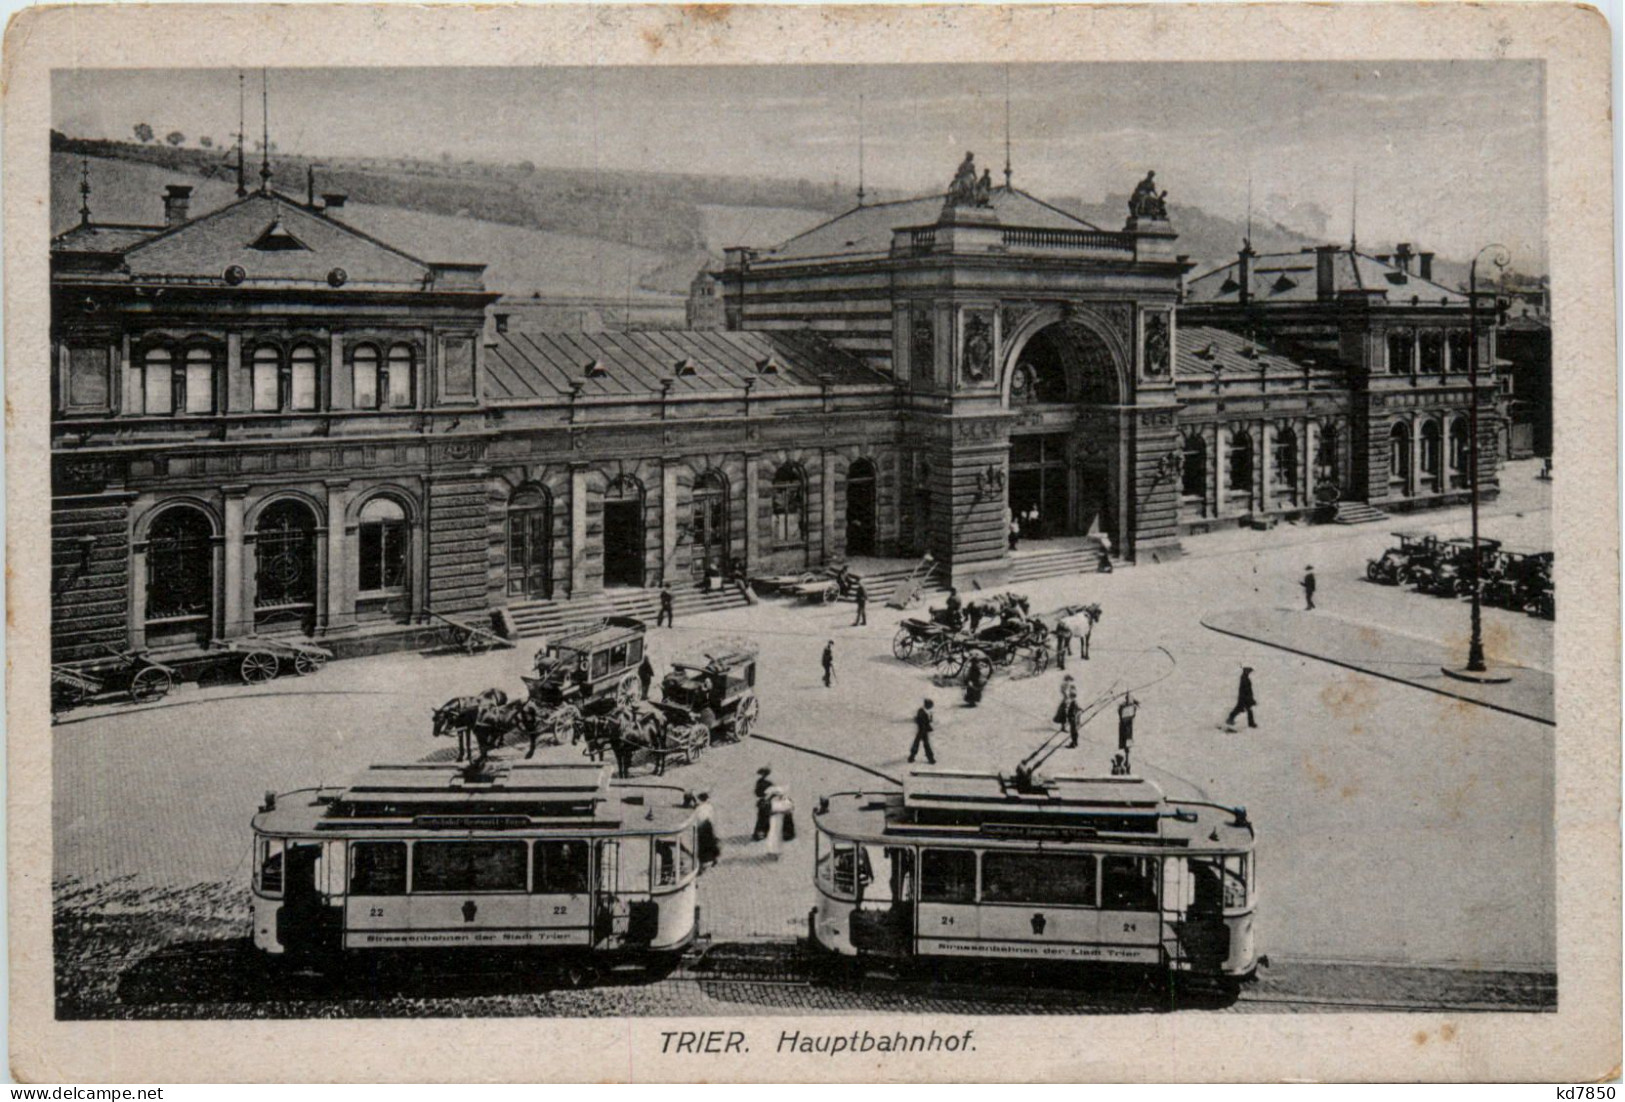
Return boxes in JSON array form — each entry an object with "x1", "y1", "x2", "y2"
[
  {"x1": 821, "y1": 640, "x2": 835, "y2": 687},
  {"x1": 1225, "y1": 667, "x2": 1258, "y2": 730},
  {"x1": 1301, "y1": 565, "x2": 1317, "y2": 611},
  {"x1": 910, "y1": 699, "x2": 938, "y2": 765},
  {"x1": 752, "y1": 767, "x2": 774, "y2": 840}
]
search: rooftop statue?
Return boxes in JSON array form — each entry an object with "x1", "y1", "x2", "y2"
[
  {"x1": 1128, "y1": 170, "x2": 1169, "y2": 221},
  {"x1": 947, "y1": 152, "x2": 993, "y2": 208}
]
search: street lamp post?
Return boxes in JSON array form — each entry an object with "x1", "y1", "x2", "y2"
[{"x1": 1449, "y1": 243, "x2": 1510, "y2": 680}]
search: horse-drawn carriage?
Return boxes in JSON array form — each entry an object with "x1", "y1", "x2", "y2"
[
  {"x1": 892, "y1": 618, "x2": 956, "y2": 666},
  {"x1": 51, "y1": 646, "x2": 177, "y2": 712},
  {"x1": 1366, "y1": 531, "x2": 1441, "y2": 586},
  {"x1": 653, "y1": 640, "x2": 761, "y2": 747}
]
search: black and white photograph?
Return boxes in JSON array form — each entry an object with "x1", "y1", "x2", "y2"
[{"x1": 8, "y1": 1, "x2": 1617, "y2": 1084}]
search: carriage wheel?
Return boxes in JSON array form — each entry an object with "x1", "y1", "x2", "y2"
[
  {"x1": 934, "y1": 649, "x2": 967, "y2": 679},
  {"x1": 1366, "y1": 562, "x2": 1382, "y2": 584},
  {"x1": 892, "y1": 629, "x2": 916, "y2": 661},
  {"x1": 240, "y1": 650, "x2": 280, "y2": 684},
  {"x1": 129, "y1": 666, "x2": 173, "y2": 703},
  {"x1": 558, "y1": 958, "x2": 599, "y2": 989},
  {"x1": 552, "y1": 708, "x2": 576, "y2": 747},
  {"x1": 616, "y1": 674, "x2": 640, "y2": 707},
  {"x1": 992, "y1": 646, "x2": 1017, "y2": 669},
  {"x1": 1026, "y1": 647, "x2": 1051, "y2": 677},
  {"x1": 734, "y1": 694, "x2": 759, "y2": 741},
  {"x1": 292, "y1": 652, "x2": 323, "y2": 677}
]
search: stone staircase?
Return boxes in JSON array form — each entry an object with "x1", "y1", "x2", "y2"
[
  {"x1": 1332, "y1": 501, "x2": 1391, "y2": 526},
  {"x1": 1005, "y1": 540, "x2": 1110, "y2": 586},
  {"x1": 506, "y1": 581, "x2": 751, "y2": 642}
]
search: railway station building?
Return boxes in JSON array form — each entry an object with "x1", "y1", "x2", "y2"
[{"x1": 50, "y1": 159, "x2": 1506, "y2": 662}]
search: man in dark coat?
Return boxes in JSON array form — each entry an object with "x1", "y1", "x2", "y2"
[
  {"x1": 910, "y1": 699, "x2": 938, "y2": 764},
  {"x1": 1225, "y1": 667, "x2": 1258, "y2": 730},
  {"x1": 852, "y1": 580, "x2": 868, "y2": 626},
  {"x1": 1054, "y1": 619, "x2": 1072, "y2": 670},
  {"x1": 821, "y1": 640, "x2": 835, "y2": 687},
  {"x1": 638, "y1": 654, "x2": 656, "y2": 699},
  {"x1": 1301, "y1": 565, "x2": 1317, "y2": 611},
  {"x1": 657, "y1": 583, "x2": 675, "y2": 628}
]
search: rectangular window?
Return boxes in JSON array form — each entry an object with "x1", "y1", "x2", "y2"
[
  {"x1": 817, "y1": 837, "x2": 859, "y2": 899},
  {"x1": 291, "y1": 356, "x2": 318, "y2": 411},
  {"x1": 185, "y1": 357, "x2": 214, "y2": 413},
  {"x1": 144, "y1": 364, "x2": 173, "y2": 415},
  {"x1": 252, "y1": 358, "x2": 279, "y2": 411},
  {"x1": 440, "y1": 336, "x2": 475, "y2": 398},
  {"x1": 1100, "y1": 855, "x2": 1159, "y2": 911},
  {"x1": 919, "y1": 847, "x2": 977, "y2": 903},
  {"x1": 256, "y1": 837, "x2": 284, "y2": 897},
  {"x1": 349, "y1": 841, "x2": 407, "y2": 896},
  {"x1": 533, "y1": 840, "x2": 591, "y2": 894},
  {"x1": 412, "y1": 840, "x2": 529, "y2": 893},
  {"x1": 387, "y1": 360, "x2": 413, "y2": 408},
  {"x1": 609, "y1": 642, "x2": 629, "y2": 672},
  {"x1": 654, "y1": 837, "x2": 679, "y2": 887},
  {"x1": 353, "y1": 358, "x2": 378, "y2": 409},
  {"x1": 982, "y1": 851, "x2": 1097, "y2": 906},
  {"x1": 627, "y1": 638, "x2": 643, "y2": 666},
  {"x1": 66, "y1": 346, "x2": 110, "y2": 410},
  {"x1": 358, "y1": 521, "x2": 407, "y2": 592}
]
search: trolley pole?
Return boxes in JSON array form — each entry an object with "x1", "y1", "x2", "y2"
[{"x1": 1446, "y1": 243, "x2": 1510, "y2": 684}]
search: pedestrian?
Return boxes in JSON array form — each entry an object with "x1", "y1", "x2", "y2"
[
  {"x1": 1097, "y1": 531, "x2": 1114, "y2": 573},
  {"x1": 638, "y1": 653, "x2": 656, "y2": 700},
  {"x1": 695, "y1": 791, "x2": 721, "y2": 868},
  {"x1": 656, "y1": 582, "x2": 675, "y2": 628},
  {"x1": 1225, "y1": 666, "x2": 1258, "y2": 730},
  {"x1": 1054, "y1": 618, "x2": 1072, "y2": 670},
  {"x1": 962, "y1": 657, "x2": 987, "y2": 707},
  {"x1": 1009, "y1": 515, "x2": 1021, "y2": 550},
  {"x1": 1055, "y1": 675, "x2": 1081, "y2": 747},
  {"x1": 821, "y1": 640, "x2": 835, "y2": 687},
  {"x1": 1117, "y1": 693, "x2": 1138, "y2": 765},
  {"x1": 1301, "y1": 565, "x2": 1317, "y2": 611},
  {"x1": 910, "y1": 699, "x2": 938, "y2": 764},
  {"x1": 967, "y1": 600, "x2": 984, "y2": 635},
  {"x1": 752, "y1": 767, "x2": 774, "y2": 840},
  {"x1": 945, "y1": 586, "x2": 963, "y2": 630},
  {"x1": 765, "y1": 784, "x2": 795, "y2": 858},
  {"x1": 852, "y1": 579, "x2": 868, "y2": 626}
]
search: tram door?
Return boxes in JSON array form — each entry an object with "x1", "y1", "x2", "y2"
[
  {"x1": 1165, "y1": 856, "x2": 1232, "y2": 972},
  {"x1": 278, "y1": 841, "x2": 340, "y2": 955},
  {"x1": 848, "y1": 845, "x2": 915, "y2": 956},
  {"x1": 594, "y1": 840, "x2": 629, "y2": 944}
]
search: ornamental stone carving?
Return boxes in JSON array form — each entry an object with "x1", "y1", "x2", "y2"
[
  {"x1": 961, "y1": 311, "x2": 995, "y2": 385},
  {"x1": 1143, "y1": 311, "x2": 1171, "y2": 378}
]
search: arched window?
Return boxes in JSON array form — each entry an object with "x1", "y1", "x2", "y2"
[
  {"x1": 358, "y1": 497, "x2": 409, "y2": 594},
  {"x1": 184, "y1": 347, "x2": 215, "y2": 413},
  {"x1": 507, "y1": 484, "x2": 553, "y2": 599},
  {"x1": 252, "y1": 346, "x2": 281, "y2": 412},
  {"x1": 1387, "y1": 330, "x2": 1415, "y2": 375},
  {"x1": 1228, "y1": 431, "x2": 1253, "y2": 493},
  {"x1": 254, "y1": 500, "x2": 319, "y2": 630},
  {"x1": 1448, "y1": 417, "x2": 1471, "y2": 488},
  {"x1": 352, "y1": 344, "x2": 381, "y2": 409},
  {"x1": 290, "y1": 344, "x2": 320, "y2": 411},
  {"x1": 145, "y1": 505, "x2": 214, "y2": 646},
  {"x1": 1273, "y1": 426, "x2": 1299, "y2": 498},
  {"x1": 1389, "y1": 422, "x2": 1412, "y2": 489},
  {"x1": 690, "y1": 471, "x2": 730, "y2": 580},
  {"x1": 1181, "y1": 434, "x2": 1206, "y2": 498},
  {"x1": 1420, "y1": 420, "x2": 1443, "y2": 490},
  {"x1": 386, "y1": 344, "x2": 414, "y2": 408},
  {"x1": 142, "y1": 347, "x2": 174, "y2": 415},
  {"x1": 771, "y1": 464, "x2": 806, "y2": 545}
]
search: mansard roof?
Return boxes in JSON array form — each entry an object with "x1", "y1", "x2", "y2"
[
  {"x1": 1185, "y1": 244, "x2": 1468, "y2": 307},
  {"x1": 762, "y1": 186, "x2": 1103, "y2": 261},
  {"x1": 485, "y1": 329, "x2": 892, "y2": 402},
  {"x1": 52, "y1": 190, "x2": 485, "y2": 292}
]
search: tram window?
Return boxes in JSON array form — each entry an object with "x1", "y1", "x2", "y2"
[
  {"x1": 1223, "y1": 854, "x2": 1249, "y2": 909},
  {"x1": 591, "y1": 652, "x2": 611, "y2": 680},
  {"x1": 412, "y1": 841, "x2": 529, "y2": 893},
  {"x1": 817, "y1": 836, "x2": 859, "y2": 899},
  {"x1": 982, "y1": 851, "x2": 1096, "y2": 906},
  {"x1": 349, "y1": 842, "x2": 407, "y2": 896},
  {"x1": 256, "y1": 838, "x2": 284, "y2": 897},
  {"x1": 1101, "y1": 855, "x2": 1159, "y2": 912},
  {"x1": 654, "y1": 837, "x2": 679, "y2": 887},
  {"x1": 919, "y1": 848, "x2": 977, "y2": 904},
  {"x1": 533, "y1": 840, "x2": 590, "y2": 894}
]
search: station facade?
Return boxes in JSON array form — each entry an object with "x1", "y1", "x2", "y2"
[{"x1": 50, "y1": 162, "x2": 1505, "y2": 662}]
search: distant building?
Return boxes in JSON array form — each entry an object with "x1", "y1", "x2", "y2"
[{"x1": 686, "y1": 270, "x2": 725, "y2": 330}]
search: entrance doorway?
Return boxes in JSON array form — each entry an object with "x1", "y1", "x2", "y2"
[
  {"x1": 845, "y1": 459, "x2": 876, "y2": 557},
  {"x1": 603, "y1": 477, "x2": 645, "y2": 588},
  {"x1": 506, "y1": 484, "x2": 553, "y2": 600},
  {"x1": 1009, "y1": 434, "x2": 1070, "y2": 539},
  {"x1": 254, "y1": 500, "x2": 319, "y2": 634},
  {"x1": 145, "y1": 505, "x2": 215, "y2": 647},
  {"x1": 689, "y1": 472, "x2": 728, "y2": 582}
]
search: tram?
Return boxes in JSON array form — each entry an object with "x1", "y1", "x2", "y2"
[
  {"x1": 808, "y1": 768, "x2": 1258, "y2": 987},
  {"x1": 250, "y1": 760, "x2": 702, "y2": 980}
]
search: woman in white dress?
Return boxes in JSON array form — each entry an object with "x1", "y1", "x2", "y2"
[{"x1": 765, "y1": 785, "x2": 795, "y2": 858}]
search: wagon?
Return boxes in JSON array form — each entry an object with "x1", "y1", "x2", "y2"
[
  {"x1": 526, "y1": 617, "x2": 648, "y2": 716},
  {"x1": 653, "y1": 640, "x2": 761, "y2": 745},
  {"x1": 415, "y1": 609, "x2": 512, "y2": 655},
  {"x1": 1484, "y1": 547, "x2": 1554, "y2": 616},
  {"x1": 933, "y1": 624, "x2": 1050, "y2": 680},
  {"x1": 1414, "y1": 537, "x2": 1502, "y2": 597},
  {"x1": 53, "y1": 646, "x2": 178, "y2": 709},
  {"x1": 211, "y1": 636, "x2": 334, "y2": 682}
]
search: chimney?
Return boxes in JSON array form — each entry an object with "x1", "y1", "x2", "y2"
[
  {"x1": 162, "y1": 184, "x2": 193, "y2": 227},
  {"x1": 1418, "y1": 251, "x2": 1435, "y2": 281},
  {"x1": 321, "y1": 193, "x2": 347, "y2": 211},
  {"x1": 1315, "y1": 245, "x2": 1339, "y2": 301},
  {"x1": 1394, "y1": 242, "x2": 1413, "y2": 273},
  {"x1": 1237, "y1": 241, "x2": 1256, "y2": 306}
]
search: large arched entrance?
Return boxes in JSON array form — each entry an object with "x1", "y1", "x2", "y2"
[
  {"x1": 254, "y1": 499, "x2": 319, "y2": 633},
  {"x1": 1005, "y1": 318, "x2": 1125, "y2": 542},
  {"x1": 144, "y1": 505, "x2": 216, "y2": 648}
]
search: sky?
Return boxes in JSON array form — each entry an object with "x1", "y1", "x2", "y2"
[{"x1": 54, "y1": 61, "x2": 1546, "y2": 267}]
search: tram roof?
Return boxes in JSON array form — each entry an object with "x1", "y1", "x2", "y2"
[
  {"x1": 816, "y1": 770, "x2": 1254, "y2": 852},
  {"x1": 253, "y1": 761, "x2": 696, "y2": 835}
]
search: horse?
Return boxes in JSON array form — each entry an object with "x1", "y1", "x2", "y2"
[
  {"x1": 465, "y1": 696, "x2": 548, "y2": 768},
  {"x1": 575, "y1": 705, "x2": 647, "y2": 778},
  {"x1": 431, "y1": 687, "x2": 508, "y2": 762}
]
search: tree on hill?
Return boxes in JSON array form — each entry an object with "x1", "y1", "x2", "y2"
[
  {"x1": 133, "y1": 123, "x2": 154, "y2": 144},
  {"x1": 165, "y1": 131, "x2": 186, "y2": 147},
  {"x1": 199, "y1": 136, "x2": 213, "y2": 149}
]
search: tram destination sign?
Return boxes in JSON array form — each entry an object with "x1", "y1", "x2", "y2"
[
  {"x1": 413, "y1": 814, "x2": 534, "y2": 830},
  {"x1": 981, "y1": 817, "x2": 1161, "y2": 840}
]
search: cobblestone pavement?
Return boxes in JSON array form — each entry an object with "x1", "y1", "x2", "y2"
[{"x1": 53, "y1": 462, "x2": 1555, "y2": 1015}]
